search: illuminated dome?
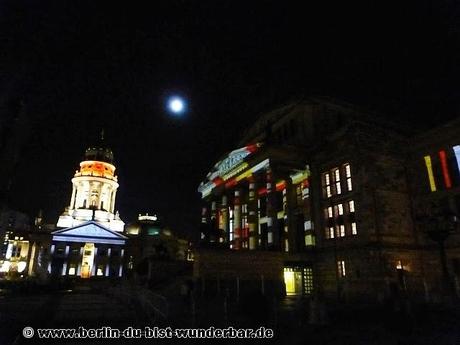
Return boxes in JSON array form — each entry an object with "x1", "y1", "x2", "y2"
[
  {"x1": 56, "y1": 133, "x2": 125, "y2": 232},
  {"x1": 84, "y1": 146, "x2": 114, "y2": 164}
]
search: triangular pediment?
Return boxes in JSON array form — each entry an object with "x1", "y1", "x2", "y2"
[
  {"x1": 52, "y1": 221, "x2": 127, "y2": 240},
  {"x1": 206, "y1": 143, "x2": 262, "y2": 180}
]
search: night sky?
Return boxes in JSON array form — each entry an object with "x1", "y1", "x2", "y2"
[{"x1": 1, "y1": 1, "x2": 459, "y2": 238}]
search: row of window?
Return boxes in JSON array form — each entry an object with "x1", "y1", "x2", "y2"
[
  {"x1": 322, "y1": 163, "x2": 353, "y2": 198},
  {"x1": 324, "y1": 200, "x2": 357, "y2": 239}
]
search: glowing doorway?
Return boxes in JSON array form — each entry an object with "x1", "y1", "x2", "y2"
[
  {"x1": 284, "y1": 267, "x2": 303, "y2": 296},
  {"x1": 80, "y1": 243, "x2": 95, "y2": 279}
]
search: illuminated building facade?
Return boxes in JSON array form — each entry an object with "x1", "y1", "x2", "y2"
[
  {"x1": 196, "y1": 97, "x2": 425, "y2": 301},
  {"x1": 0, "y1": 209, "x2": 31, "y2": 277},
  {"x1": 408, "y1": 117, "x2": 460, "y2": 298},
  {"x1": 45, "y1": 142, "x2": 127, "y2": 278}
]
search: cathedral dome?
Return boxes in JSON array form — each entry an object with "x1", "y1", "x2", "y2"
[
  {"x1": 84, "y1": 146, "x2": 114, "y2": 164},
  {"x1": 84, "y1": 130, "x2": 114, "y2": 164}
]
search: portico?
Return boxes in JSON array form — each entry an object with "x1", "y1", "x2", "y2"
[{"x1": 49, "y1": 221, "x2": 127, "y2": 278}]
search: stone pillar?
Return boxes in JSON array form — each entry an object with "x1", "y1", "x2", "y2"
[
  {"x1": 233, "y1": 190, "x2": 242, "y2": 250},
  {"x1": 284, "y1": 179, "x2": 298, "y2": 252},
  {"x1": 266, "y1": 168, "x2": 276, "y2": 249},
  {"x1": 248, "y1": 176, "x2": 258, "y2": 250},
  {"x1": 282, "y1": 181, "x2": 289, "y2": 252},
  {"x1": 62, "y1": 261, "x2": 68, "y2": 276},
  {"x1": 110, "y1": 190, "x2": 117, "y2": 213},
  {"x1": 70, "y1": 186, "x2": 77, "y2": 209},
  {"x1": 91, "y1": 247, "x2": 98, "y2": 276},
  {"x1": 220, "y1": 195, "x2": 228, "y2": 242}
]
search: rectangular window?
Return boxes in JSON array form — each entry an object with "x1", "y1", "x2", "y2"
[
  {"x1": 337, "y1": 260, "x2": 346, "y2": 277},
  {"x1": 303, "y1": 267, "x2": 314, "y2": 294},
  {"x1": 305, "y1": 234, "x2": 315, "y2": 246},
  {"x1": 351, "y1": 222, "x2": 357, "y2": 235},
  {"x1": 334, "y1": 168, "x2": 341, "y2": 195},
  {"x1": 348, "y1": 200, "x2": 355, "y2": 213},
  {"x1": 323, "y1": 173, "x2": 332, "y2": 198},
  {"x1": 344, "y1": 163, "x2": 352, "y2": 191},
  {"x1": 328, "y1": 227, "x2": 335, "y2": 239},
  {"x1": 68, "y1": 264, "x2": 76, "y2": 275},
  {"x1": 339, "y1": 225, "x2": 345, "y2": 237},
  {"x1": 327, "y1": 206, "x2": 333, "y2": 218},
  {"x1": 337, "y1": 204, "x2": 344, "y2": 215}
]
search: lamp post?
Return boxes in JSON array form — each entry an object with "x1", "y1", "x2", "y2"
[{"x1": 422, "y1": 211, "x2": 458, "y2": 298}]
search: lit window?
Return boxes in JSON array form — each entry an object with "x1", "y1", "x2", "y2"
[
  {"x1": 334, "y1": 168, "x2": 341, "y2": 195},
  {"x1": 345, "y1": 163, "x2": 351, "y2": 177},
  {"x1": 68, "y1": 266, "x2": 76, "y2": 275},
  {"x1": 323, "y1": 173, "x2": 332, "y2": 198},
  {"x1": 328, "y1": 227, "x2": 335, "y2": 239},
  {"x1": 303, "y1": 267, "x2": 314, "y2": 294},
  {"x1": 348, "y1": 200, "x2": 355, "y2": 213},
  {"x1": 351, "y1": 222, "x2": 357, "y2": 235},
  {"x1": 339, "y1": 225, "x2": 345, "y2": 237},
  {"x1": 337, "y1": 204, "x2": 343, "y2": 215},
  {"x1": 96, "y1": 266, "x2": 104, "y2": 276},
  {"x1": 327, "y1": 206, "x2": 333, "y2": 218},
  {"x1": 305, "y1": 234, "x2": 315, "y2": 246},
  {"x1": 337, "y1": 260, "x2": 346, "y2": 277},
  {"x1": 344, "y1": 163, "x2": 352, "y2": 191}
]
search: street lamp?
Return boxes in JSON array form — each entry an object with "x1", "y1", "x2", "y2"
[{"x1": 422, "y1": 210, "x2": 459, "y2": 298}]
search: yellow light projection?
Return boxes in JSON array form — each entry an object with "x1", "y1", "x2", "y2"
[{"x1": 424, "y1": 155, "x2": 437, "y2": 192}]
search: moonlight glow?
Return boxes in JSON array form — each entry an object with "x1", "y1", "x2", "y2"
[{"x1": 167, "y1": 97, "x2": 186, "y2": 115}]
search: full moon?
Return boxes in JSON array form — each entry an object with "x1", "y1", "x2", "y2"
[{"x1": 167, "y1": 96, "x2": 186, "y2": 115}]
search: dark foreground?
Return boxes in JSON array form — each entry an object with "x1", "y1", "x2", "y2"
[{"x1": 0, "y1": 281, "x2": 459, "y2": 345}]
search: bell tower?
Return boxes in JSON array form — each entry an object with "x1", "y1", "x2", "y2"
[{"x1": 57, "y1": 132, "x2": 125, "y2": 232}]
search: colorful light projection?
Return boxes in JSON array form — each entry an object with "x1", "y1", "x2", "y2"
[
  {"x1": 439, "y1": 150, "x2": 452, "y2": 189},
  {"x1": 454, "y1": 145, "x2": 460, "y2": 177},
  {"x1": 198, "y1": 143, "x2": 263, "y2": 198},
  {"x1": 424, "y1": 155, "x2": 437, "y2": 192},
  {"x1": 423, "y1": 146, "x2": 460, "y2": 192}
]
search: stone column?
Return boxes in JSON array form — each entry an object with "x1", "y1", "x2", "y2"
[
  {"x1": 220, "y1": 195, "x2": 228, "y2": 241},
  {"x1": 233, "y1": 190, "x2": 242, "y2": 250},
  {"x1": 248, "y1": 176, "x2": 258, "y2": 250},
  {"x1": 106, "y1": 247, "x2": 111, "y2": 276},
  {"x1": 62, "y1": 261, "x2": 68, "y2": 276},
  {"x1": 284, "y1": 179, "x2": 298, "y2": 252},
  {"x1": 91, "y1": 247, "x2": 98, "y2": 276},
  {"x1": 70, "y1": 186, "x2": 77, "y2": 209},
  {"x1": 266, "y1": 168, "x2": 276, "y2": 249},
  {"x1": 110, "y1": 190, "x2": 117, "y2": 213}
]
